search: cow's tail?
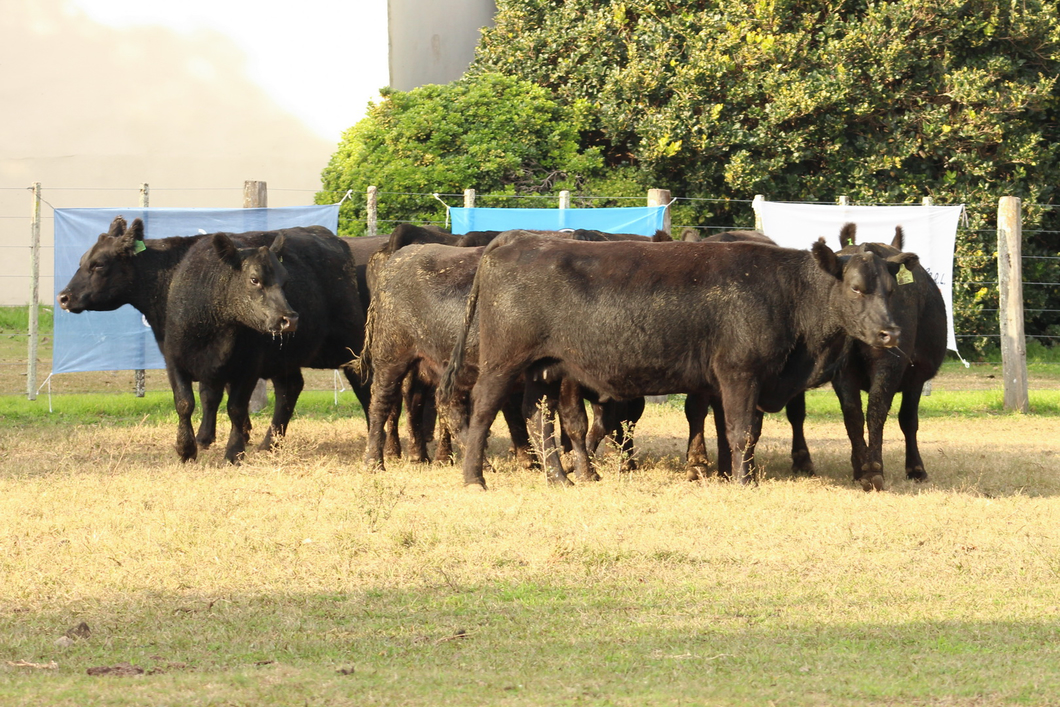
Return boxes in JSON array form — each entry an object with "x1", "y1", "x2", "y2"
[
  {"x1": 438, "y1": 258, "x2": 484, "y2": 405},
  {"x1": 352, "y1": 297, "x2": 377, "y2": 384}
]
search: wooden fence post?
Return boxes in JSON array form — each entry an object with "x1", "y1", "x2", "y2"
[
  {"x1": 464, "y1": 188, "x2": 476, "y2": 209},
  {"x1": 134, "y1": 183, "x2": 149, "y2": 397},
  {"x1": 752, "y1": 194, "x2": 765, "y2": 231},
  {"x1": 558, "y1": 190, "x2": 571, "y2": 210},
  {"x1": 647, "y1": 188, "x2": 672, "y2": 235},
  {"x1": 366, "y1": 185, "x2": 378, "y2": 236},
  {"x1": 997, "y1": 196, "x2": 1029, "y2": 412},
  {"x1": 244, "y1": 181, "x2": 269, "y2": 413},
  {"x1": 27, "y1": 182, "x2": 41, "y2": 401}
]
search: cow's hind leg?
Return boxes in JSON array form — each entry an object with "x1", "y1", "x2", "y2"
[
  {"x1": 685, "y1": 392, "x2": 711, "y2": 481},
  {"x1": 403, "y1": 376, "x2": 433, "y2": 464},
  {"x1": 898, "y1": 380, "x2": 928, "y2": 482},
  {"x1": 559, "y1": 379, "x2": 598, "y2": 482},
  {"x1": 501, "y1": 391, "x2": 537, "y2": 469},
  {"x1": 785, "y1": 392, "x2": 815, "y2": 475},
  {"x1": 363, "y1": 361, "x2": 409, "y2": 471},
  {"x1": 462, "y1": 369, "x2": 522, "y2": 489},
  {"x1": 523, "y1": 378, "x2": 571, "y2": 486},
  {"x1": 260, "y1": 369, "x2": 304, "y2": 451}
]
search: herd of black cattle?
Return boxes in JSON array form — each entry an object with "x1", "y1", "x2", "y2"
[{"x1": 56, "y1": 216, "x2": 946, "y2": 492}]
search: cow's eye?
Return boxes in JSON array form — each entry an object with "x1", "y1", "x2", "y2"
[
  {"x1": 250, "y1": 277, "x2": 260, "y2": 287},
  {"x1": 851, "y1": 286, "x2": 863, "y2": 295}
]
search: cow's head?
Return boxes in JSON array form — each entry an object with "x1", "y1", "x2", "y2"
[
  {"x1": 57, "y1": 216, "x2": 147, "y2": 313},
  {"x1": 213, "y1": 233, "x2": 299, "y2": 336},
  {"x1": 813, "y1": 238, "x2": 919, "y2": 348}
]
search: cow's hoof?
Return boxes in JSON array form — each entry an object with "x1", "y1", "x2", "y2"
[
  {"x1": 547, "y1": 473, "x2": 575, "y2": 487},
  {"x1": 686, "y1": 464, "x2": 707, "y2": 482},
  {"x1": 859, "y1": 474, "x2": 885, "y2": 492},
  {"x1": 363, "y1": 457, "x2": 385, "y2": 473},
  {"x1": 791, "y1": 450, "x2": 815, "y2": 476},
  {"x1": 196, "y1": 436, "x2": 214, "y2": 450},
  {"x1": 907, "y1": 466, "x2": 927, "y2": 482},
  {"x1": 620, "y1": 459, "x2": 638, "y2": 473},
  {"x1": 578, "y1": 471, "x2": 602, "y2": 483},
  {"x1": 464, "y1": 481, "x2": 487, "y2": 492}
]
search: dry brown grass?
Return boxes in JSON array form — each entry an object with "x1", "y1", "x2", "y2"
[{"x1": 1, "y1": 400, "x2": 1059, "y2": 705}]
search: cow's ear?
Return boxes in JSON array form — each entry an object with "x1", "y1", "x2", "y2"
[
  {"x1": 108, "y1": 216, "x2": 127, "y2": 238},
  {"x1": 812, "y1": 238, "x2": 843, "y2": 279},
  {"x1": 891, "y1": 226, "x2": 905, "y2": 251},
  {"x1": 886, "y1": 251, "x2": 919, "y2": 277},
  {"x1": 115, "y1": 217, "x2": 144, "y2": 256},
  {"x1": 838, "y1": 223, "x2": 857, "y2": 248},
  {"x1": 270, "y1": 234, "x2": 287, "y2": 258},
  {"x1": 652, "y1": 229, "x2": 673, "y2": 242},
  {"x1": 213, "y1": 233, "x2": 242, "y2": 269}
]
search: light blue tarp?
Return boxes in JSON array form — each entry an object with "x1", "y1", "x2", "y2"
[
  {"x1": 52, "y1": 205, "x2": 340, "y2": 375},
  {"x1": 450, "y1": 206, "x2": 667, "y2": 236}
]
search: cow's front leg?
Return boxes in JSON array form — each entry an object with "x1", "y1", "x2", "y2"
[
  {"x1": 863, "y1": 374, "x2": 898, "y2": 492},
  {"x1": 718, "y1": 377, "x2": 759, "y2": 485},
  {"x1": 223, "y1": 376, "x2": 257, "y2": 464},
  {"x1": 195, "y1": 381, "x2": 224, "y2": 449},
  {"x1": 168, "y1": 366, "x2": 198, "y2": 462},
  {"x1": 832, "y1": 374, "x2": 871, "y2": 488}
]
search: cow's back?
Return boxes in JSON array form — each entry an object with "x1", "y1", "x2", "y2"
[{"x1": 474, "y1": 235, "x2": 823, "y2": 399}]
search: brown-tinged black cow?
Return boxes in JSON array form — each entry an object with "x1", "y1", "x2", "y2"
[
  {"x1": 440, "y1": 230, "x2": 917, "y2": 490},
  {"x1": 361, "y1": 242, "x2": 538, "y2": 471},
  {"x1": 342, "y1": 224, "x2": 461, "y2": 458},
  {"x1": 683, "y1": 230, "x2": 814, "y2": 481},
  {"x1": 58, "y1": 216, "x2": 370, "y2": 462},
  {"x1": 361, "y1": 233, "x2": 586, "y2": 480},
  {"x1": 833, "y1": 224, "x2": 947, "y2": 490}
]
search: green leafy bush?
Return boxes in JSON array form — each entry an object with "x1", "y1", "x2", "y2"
[
  {"x1": 317, "y1": 73, "x2": 610, "y2": 236},
  {"x1": 470, "y1": 0, "x2": 1060, "y2": 354}
]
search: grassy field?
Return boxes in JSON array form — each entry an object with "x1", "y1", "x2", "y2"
[
  {"x1": 1, "y1": 386, "x2": 1060, "y2": 705},
  {"x1": 3, "y1": 305, "x2": 1060, "y2": 704}
]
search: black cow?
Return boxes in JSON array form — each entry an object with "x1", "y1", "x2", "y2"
[
  {"x1": 163, "y1": 234, "x2": 298, "y2": 462},
  {"x1": 58, "y1": 217, "x2": 370, "y2": 462},
  {"x1": 833, "y1": 224, "x2": 947, "y2": 490},
  {"x1": 440, "y1": 231, "x2": 916, "y2": 489}
]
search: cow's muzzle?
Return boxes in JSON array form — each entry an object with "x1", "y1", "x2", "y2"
[
  {"x1": 277, "y1": 313, "x2": 298, "y2": 334},
  {"x1": 874, "y1": 327, "x2": 901, "y2": 348}
]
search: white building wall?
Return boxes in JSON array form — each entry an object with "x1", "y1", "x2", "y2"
[{"x1": 388, "y1": 0, "x2": 496, "y2": 91}]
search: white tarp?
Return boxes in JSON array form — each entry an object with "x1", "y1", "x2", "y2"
[{"x1": 753, "y1": 201, "x2": 964, "y2": 353}]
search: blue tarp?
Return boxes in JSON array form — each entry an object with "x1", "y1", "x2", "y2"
[
  {"x1": 52, "y1": 205, "x2": 340, "y2": 374},
  {"x1": 450, "y1": 206, "x2": 667, "y2": 236}
]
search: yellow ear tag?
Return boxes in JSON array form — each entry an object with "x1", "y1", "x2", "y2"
[{"x1": 897, "y1": 264, "x2": 914, "y2": 285}]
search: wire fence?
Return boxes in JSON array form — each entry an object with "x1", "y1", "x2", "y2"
[{"x1": 2, "y1": 184, "x2": 1058, "y2": 387}]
